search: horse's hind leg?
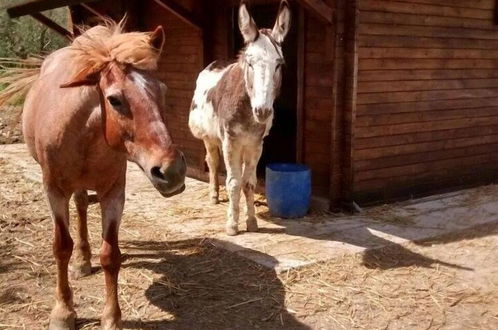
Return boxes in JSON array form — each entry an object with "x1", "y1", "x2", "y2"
[
  {"x1": 46, "y1": 187, "x2": 76, "y2": 330},
  {"x1": 70, "y1": 190, "x2": 92, "y2": 279},
  {"x1": 242, "y1": 143, "x2": 262, "y2": 233},
  {"x1": 204, "y1": 139, "x2": 220, "y2": 204}
]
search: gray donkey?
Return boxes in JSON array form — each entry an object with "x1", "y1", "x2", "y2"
[{"x1": 189, "y1": 0, "x2": 291, "y2": 235}]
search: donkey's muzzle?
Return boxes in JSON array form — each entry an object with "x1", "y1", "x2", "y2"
[
  {"x1": 150, "y1": 152, "x2": 187, "y2": 197},
  {"x1": 254, "y1": 107, "x2": 272, "y2": 123}
]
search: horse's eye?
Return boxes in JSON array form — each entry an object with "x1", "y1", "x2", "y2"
[{"x1": 107, "y1": 96, "x2": 122, "y2": 108}]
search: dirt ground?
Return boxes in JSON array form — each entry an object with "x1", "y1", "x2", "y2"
[
  {"x1": 0, "y1": 106, "x2": 23, "y2": 144},
  {"x1": 0, "y1": 153, "x2": 497, "y2": 330}
]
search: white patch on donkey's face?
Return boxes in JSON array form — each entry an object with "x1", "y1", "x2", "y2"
[
  {"x1": 243, "y1": 34, "x2": 284, "y2": 123},
  {"x1": 238, "y1": 1, "x2": 291, "y2": 124}
]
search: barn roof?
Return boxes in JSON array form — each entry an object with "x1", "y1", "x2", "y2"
[{"x1": 2, "y1": 0, "x2": 334, "y2": 32}]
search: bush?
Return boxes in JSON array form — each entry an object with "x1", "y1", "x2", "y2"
[{"x1": 0, "y1": 3, "x2": 69, "y2": 58}]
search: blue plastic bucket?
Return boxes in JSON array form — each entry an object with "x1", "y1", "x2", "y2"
[{"x1": 265, "y1": 163, "x2": 311, "y2": 218}]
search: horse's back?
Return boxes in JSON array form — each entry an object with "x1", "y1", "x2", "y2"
[{"x1": 188, "y1": 61, "x2": 233, "y2": 141}]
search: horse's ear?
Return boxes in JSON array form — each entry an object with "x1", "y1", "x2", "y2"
[
  {"x1": 239, "y1": 1, "x2": 258, "y2": 44},
  {"x1": 60, "y1": 67, "x2": 101, "y2": 88},
  {"x1": 272, "y1": 0, "x2": 291, "y2": 44},
  {"x1": 150, "y1": 25, "x2": 165, "y2": 53}
]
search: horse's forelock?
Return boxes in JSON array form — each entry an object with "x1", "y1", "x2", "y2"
[{"x1": 68, "y1": 20, "x2": 160, "y2": 79}]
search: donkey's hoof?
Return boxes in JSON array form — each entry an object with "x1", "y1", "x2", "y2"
[
  {"x1": 226, "y1": 226, "x2": 239, "y2": 236},
  {"x1": 246, "y1": 219, "x2": 259, "y2": 233},
  {"x1": 69, "y1": 261, "x2": 92, "y2": 279},
  {"x1": 210, "y1": 197, "x2": 219, "y2": 205},
  {"x1": 101, "y1": 316, "x2": 123, "y2": 330},
  {"x1": 49, "y1": 306, "x2": 76, "y2": 330}
]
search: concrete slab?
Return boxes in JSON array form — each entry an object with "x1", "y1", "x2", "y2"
[{"x1": 2, "y1": 143, "x2": 498, "y2": 272}]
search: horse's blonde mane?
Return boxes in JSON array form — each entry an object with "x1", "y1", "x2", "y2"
[{"x1": 70, "y1": 18, "x2": 162, "y2": 74}]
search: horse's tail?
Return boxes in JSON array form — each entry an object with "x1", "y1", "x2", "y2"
[{"x1": 0, "y1": 56, "x2": 43, "y2": 107}]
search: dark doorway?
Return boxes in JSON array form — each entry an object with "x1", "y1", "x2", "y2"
[{"x1": 230, "y1": 2, "x2": 299, "y2": 177}]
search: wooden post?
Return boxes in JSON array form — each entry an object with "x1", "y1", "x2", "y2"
[
  {"x1": 342, "y1": 0, "x2": 360, "y2": 208},
  {"x1": 296, "y1": 7, "x2": 306, "y2": 163},
  {"x1": 328, "y1": 5, "x2": 339, "y2": 209}
]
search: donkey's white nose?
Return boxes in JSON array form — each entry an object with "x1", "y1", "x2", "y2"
[{"x1": 254, "y1": 107, "x2": 272, "y2": 123}]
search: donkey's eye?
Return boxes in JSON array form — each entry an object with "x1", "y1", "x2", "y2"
[{"x1": 107, "y1": 96, "x2": 123, "y2": 108}]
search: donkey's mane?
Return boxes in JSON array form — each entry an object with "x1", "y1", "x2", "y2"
[{"x1": 69, "y1": 18, "x2": 162, "y2": 74}]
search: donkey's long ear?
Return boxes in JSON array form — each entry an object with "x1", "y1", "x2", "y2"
[
  {"x1": 60, "y1": 66, "x2": 101, "y2": 88},
  {"x1": 239, "y1": 2, "x2": 258, "y2": 44},
  {"x1": 150, "y1": 25, "x2": 165, "y2": 53},
  {"x1": 272, "y1": 0, "x2": 291, "y2": 44}
]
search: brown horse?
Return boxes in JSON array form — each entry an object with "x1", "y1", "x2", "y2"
[{"x1": 0, "y1": 21, "x2": 186, "y2": 329}]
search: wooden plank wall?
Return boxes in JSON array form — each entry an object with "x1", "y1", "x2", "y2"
[
  {"x1": 354, "y1": 0, "x2": 498, "y2": 203},
  {"x1": 141, "y1": 0, "x2": 205, "y2": 178},
  {"x1": 302, "y1": 0, "x2": 338, "y2": 198}
]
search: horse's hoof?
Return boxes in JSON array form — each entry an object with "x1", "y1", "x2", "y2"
[
  {"x1": 69, "y1": 261, "x2": 92, "y2": 279},
  {"x1": 210, "y1": 197, "x2": 219, "y2": 205},
  {"x1": 246, "y1": 219, "x2": 259, "y2": 232},
  {"x1": 226, "y1": 226, "x2": 238, "y2": 236},
  {"x1": 49, "y1": 306, "x2": 76, "y2": 330}
]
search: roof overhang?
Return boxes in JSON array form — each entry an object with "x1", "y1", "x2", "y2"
[
  {"x1": 2, "y1": 0, "x2": 333, "y2": 39},
  {"x1": 3, "y1": 0, "x2": 99, "y2": 18}
]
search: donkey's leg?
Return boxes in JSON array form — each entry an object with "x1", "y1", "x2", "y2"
[
  {"x1": 69, "y1": 190, "x2": 92, "y2": 279},
  {"x1": 46, "y1": 187, "x2": 76, "y2": 330},
  {"x1": 99, "y1": 184, "x2": 125, "y2": 330},
  {"x1": 204, "y1": 139, "x2": 220, "y2": 205},
  {"x1": 222, "y1": 139, "x2": 243, "y2": 236},
  {"x1": 242, "y1": 143, "x2": 263, "y2": 232}
]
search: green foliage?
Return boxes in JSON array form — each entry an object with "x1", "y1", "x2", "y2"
[{"x1": 0, "y1": 3, "x2": 69, "y2": 58}]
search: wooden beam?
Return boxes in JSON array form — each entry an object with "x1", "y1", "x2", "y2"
[
  {"x1": 30, "y1": 12, "x2": 73, "y2": 38},
  {"x1": 79, "y1": 3, "x2": 104, "y2": 18},
  {"x1": 152, "y1": 0, "x2": 202, "y2": 31},
  {"x1": 296, "y1": 7, "x2": 305, "y2": 163},
  {"x1": 295, "y1": 0, "x2": 333, "y2": 25},
  {"x1": 5, "y1": 0, "x2": 100, "y2": 19},
  {"x1": 342, "y1": 0, "x2": 360, "y2": 207}
]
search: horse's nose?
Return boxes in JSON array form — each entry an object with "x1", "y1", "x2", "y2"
[{"x1": 150, "y1": 152, "x2": 186, "y2": 196}]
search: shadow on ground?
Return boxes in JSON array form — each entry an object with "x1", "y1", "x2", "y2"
[
  {"x1": 78, "y1": 238, "x2": 310, "y2": 330},
  {"x1": 256, "y1": 209, "x2": 498, "y2": 271}
]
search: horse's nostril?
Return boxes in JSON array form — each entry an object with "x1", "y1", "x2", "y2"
[{"x1": 151, "y1": 166, "x2": 165, "y2": 180}]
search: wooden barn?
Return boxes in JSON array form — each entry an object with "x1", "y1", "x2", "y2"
[{"x1": 5, "y1": 0, "x2": 498, "y2": 209}]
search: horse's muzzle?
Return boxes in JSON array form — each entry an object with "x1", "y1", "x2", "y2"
[{"x1": 150, "y1": 152, "x2": 187, "y2": 197}]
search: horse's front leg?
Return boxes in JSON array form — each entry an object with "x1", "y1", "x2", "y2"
[
  {"x1": 98, "y1": 183, "x2": 125, "y2": 330},
  {"x1": 70, "y1": 190, "x2": 92, "y2": 279},
  {"x1": 242, "y1": 143, "x2": 263, "y2": 232},
  {"x1": 222, "y1": 139, "x2": 243, "y2": 236},
  {"x1": 46, "y1": 187, "x2": 76, "y2": 330}
]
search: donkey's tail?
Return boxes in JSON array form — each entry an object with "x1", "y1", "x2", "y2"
[{"x1": 0, "y1": 56, "x2": 43, "y2": 107}]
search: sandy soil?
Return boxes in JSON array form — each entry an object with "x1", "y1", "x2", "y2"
[
  {"x1": 0, "y1": 106, "x2": 23, "y2": 145},
  {"x1": 0, "y1": 152, "x2": 497, "y2": 329}
]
